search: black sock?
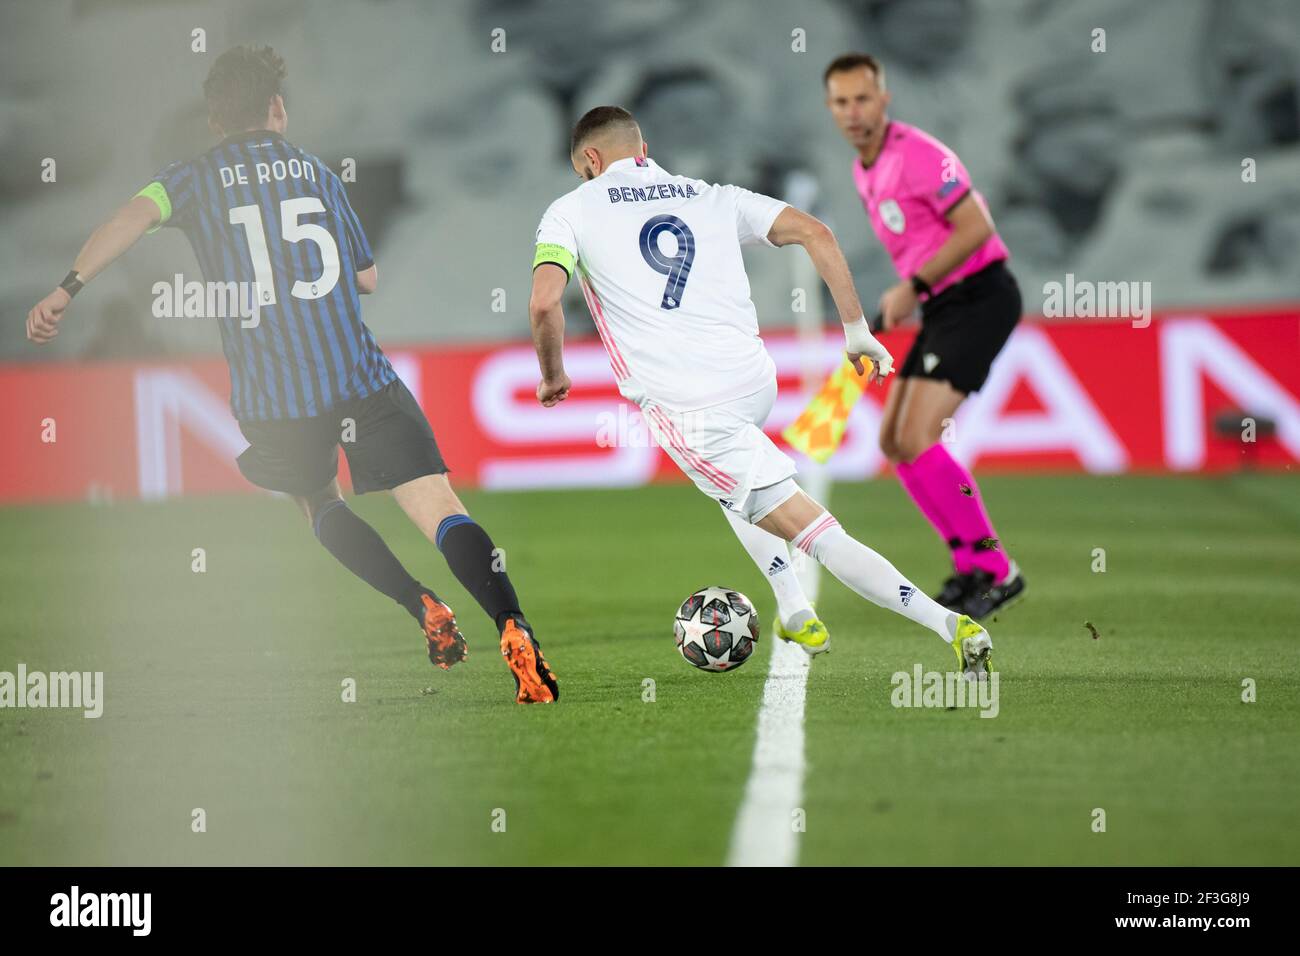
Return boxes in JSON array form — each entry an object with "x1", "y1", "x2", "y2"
[
  {"x1": 313, "y1": 500, "x2": 430, "y2": 620},
  {"x1": 435, "y1": 514, "x2": 522, "y2": 632}
]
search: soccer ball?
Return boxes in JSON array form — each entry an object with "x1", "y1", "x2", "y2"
[{"x1": 673, "y1": 586, "x2": 760, "y2": 672}]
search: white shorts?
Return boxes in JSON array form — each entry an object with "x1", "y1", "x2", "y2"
[{"x1": 641, "y1": 379, "x2": 797, "y2": 522}]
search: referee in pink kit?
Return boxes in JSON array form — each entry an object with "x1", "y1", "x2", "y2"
[{"x1": 823, "y1": 52, "x2": 1024, "y2": 619}]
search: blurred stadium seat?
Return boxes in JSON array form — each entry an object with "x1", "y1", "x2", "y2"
[{"x1": 1, "y1": 0, "x2": 1297, "y2": 363}]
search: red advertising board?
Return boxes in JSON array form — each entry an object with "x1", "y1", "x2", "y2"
[{"x1": 2, "y1": 309, "x2": 1297, "y2": 504}]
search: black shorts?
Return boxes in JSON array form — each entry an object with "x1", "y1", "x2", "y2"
[
  {"x1": 235, "y1": 379, "x2": 447, "y2": 496},
  {"x1": 899, "y1": 260, "x2": 1022, "y2": 394}
]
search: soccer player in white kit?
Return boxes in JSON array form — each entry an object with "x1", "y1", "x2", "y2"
[{"x1": 527, "y1": 106, "x2": 992, "y2": 678}]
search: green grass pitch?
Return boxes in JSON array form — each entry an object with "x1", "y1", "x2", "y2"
[{"x1": 1, "y1": 472, "x2": 1297, "y2": 865}]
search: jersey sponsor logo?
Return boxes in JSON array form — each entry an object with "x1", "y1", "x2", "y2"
[
  {"x1": 608, "y1": 183, "x2": 699, "y2": 204},
  {"x1": 879, "y1": 198, "x2": 906, "y2": 234}
]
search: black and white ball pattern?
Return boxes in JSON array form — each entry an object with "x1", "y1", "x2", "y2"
[{"x1": 674, "y1": 586, "x2": 760, "y2": 672}]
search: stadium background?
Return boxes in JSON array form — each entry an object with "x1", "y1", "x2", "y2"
[{"x1": 1, "y1": 0, "x2": 1298, "y2": 502}]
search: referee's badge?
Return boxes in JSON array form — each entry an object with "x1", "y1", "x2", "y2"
[{"x1": 879, "y1": 199, "x2": 906, "y2": 234}]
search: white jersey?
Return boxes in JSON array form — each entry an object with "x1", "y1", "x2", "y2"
[{"x1": 534, "y1": 157, "x2": 787, "y2": 411}]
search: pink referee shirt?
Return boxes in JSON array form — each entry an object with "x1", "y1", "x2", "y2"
[{"x1": 852, "y1": 120, "x2": 1008, "y2": 297}]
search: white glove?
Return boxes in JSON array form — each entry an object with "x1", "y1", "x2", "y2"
[{"x1": 843, "y1": 316, "x2": 894, "y2": 380}]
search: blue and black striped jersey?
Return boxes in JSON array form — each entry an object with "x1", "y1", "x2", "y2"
[{"x1": 142, "y1": 129, "x2": 396, "y2": 421}]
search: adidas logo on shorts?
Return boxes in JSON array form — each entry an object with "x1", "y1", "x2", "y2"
[{"x1": 899, "y1": 584, "x2": 916, "y2": 606}]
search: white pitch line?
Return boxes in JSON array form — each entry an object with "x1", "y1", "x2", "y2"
[{"x1": 726, "y1": 637, "x2": 811, "y2": 867}]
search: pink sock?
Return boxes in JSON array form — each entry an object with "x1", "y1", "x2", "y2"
[
  {"x1": 895, "y1": 460, "x2": 971, "y2": 573},
  {"x1": 908, "y1": 443, "x2": 1010, "y2": 580}
]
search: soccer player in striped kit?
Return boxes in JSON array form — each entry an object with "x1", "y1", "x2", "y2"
[
  {"x1": 823, "y1": 53, "x2": 1027, "y2": 620},
  {"x1": 24, "y1": 46, "x2": 557, "y2": 703}
]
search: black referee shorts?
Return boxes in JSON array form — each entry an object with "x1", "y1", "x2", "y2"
[
  {"x1": 235, "y1": 378, "x2": 448, "y2": 497},
  {"x1": 899, "y1": 260, "x2": 1022, "y2": 395}
]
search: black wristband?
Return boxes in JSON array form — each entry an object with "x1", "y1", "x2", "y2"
[
  {"x1": 58, "y1": 270, "x2": 84, "y2": 299},
  {"x1": 910, "y1": 274, "x2": 932, "y2": 299}
]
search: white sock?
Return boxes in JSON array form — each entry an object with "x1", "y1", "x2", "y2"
[
  {"x1": 721, "y1": 506, "x2": 814, "y2": 630},
  {"x1": 792, "y1": 512, "x2": 957, "y2": 642}
]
